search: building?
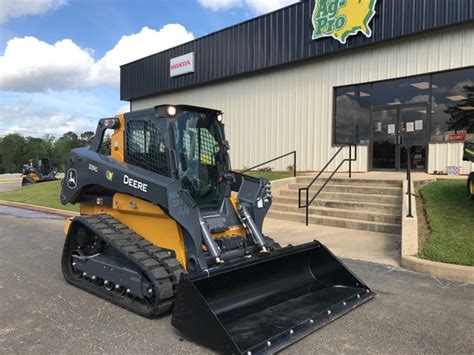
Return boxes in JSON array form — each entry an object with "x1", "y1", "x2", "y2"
[{"x1": 120, "y1": 0, "x2": 474, "y2": 174}]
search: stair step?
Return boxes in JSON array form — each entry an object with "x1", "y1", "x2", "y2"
[
  {"x1": 287, "y1": 183, "x2": 402, "y2": 196},
  {"x1": 272, "y1": 196, "x2": 401, "y2": 214},
  {"x1": 270, "y1": 203, "x2": 401, "y2": 224},
  {"x1": 295, "y1": 177, "x2": 402, "y2": 187},
  {"x1": 267, "y1": 210, "x2": 401, "y2": 235},
  {"x1": 279, "y1": 190, "x2": 402, "y2": 204}
]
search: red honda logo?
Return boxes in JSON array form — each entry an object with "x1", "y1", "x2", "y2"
[{"x1": 170, "y1": 60, "x2": 191, "y2": 70}]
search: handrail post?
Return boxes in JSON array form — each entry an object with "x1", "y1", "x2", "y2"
[
  {"x1": 406, "y1": 148, "x2": 413, "y2": 218},
  {"x1": 305, "y1": 188, "x2": 309, "y2": 226},
  {"x1": 293, "y1": 151, "x2": 297, "y2": 177},
  {"x1": 349, "y1": 144, "x2": 352, "y2": 179}
]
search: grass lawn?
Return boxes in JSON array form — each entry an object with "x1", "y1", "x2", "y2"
[
  {"x1": 0, "y1": 180, "x2": 79, "y2": 212},
  {"x1": 419, "y1": 179, "x2": 474, "y2": 266},
  {"x1": 244, "y1": 171, "x2": 296, "y2": 181}
]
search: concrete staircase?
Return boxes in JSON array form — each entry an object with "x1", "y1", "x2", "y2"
[{"x1": 268, "y1": 176, "x2": 403, "y2": 235}]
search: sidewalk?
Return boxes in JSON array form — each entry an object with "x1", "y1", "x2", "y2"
[{"x1": 263, "y1": 217, "x2": 400, "y2": 266}]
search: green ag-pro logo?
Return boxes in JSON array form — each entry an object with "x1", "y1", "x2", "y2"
[{"x1": 312, "y1": 0, "x2": 377, "y2": 44}]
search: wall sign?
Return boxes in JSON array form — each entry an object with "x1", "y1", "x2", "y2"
[
  {"x1": 170, "y1": 52, "x2": 194, "y2": 77},
  {"x1": 312, "y1": 0, "x2": 377, "y2": 44}
]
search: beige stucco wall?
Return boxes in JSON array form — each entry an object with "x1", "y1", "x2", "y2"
[{"x1": 132, "y1": 24, "x2": 474, "y2": 172}]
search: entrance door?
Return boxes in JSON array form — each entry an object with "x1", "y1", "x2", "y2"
[{"x1": 371, "y1": 104, "x2": 428, "y2": 171}]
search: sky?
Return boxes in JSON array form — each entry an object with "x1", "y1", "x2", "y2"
[{"x1": 0, "y1": 0, "x2": 299, "y2": 138}]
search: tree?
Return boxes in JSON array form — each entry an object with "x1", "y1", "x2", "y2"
[
  {"x1": 0, "y1": 134, "x2": 27, "y2": 173},
  {"x1": 445, "y1": 85, "x2": 474, "y2": 132},
  {"x1": 80, "y1": 131, "x2": 95, "y2": 146}
]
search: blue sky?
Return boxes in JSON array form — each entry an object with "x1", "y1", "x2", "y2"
[{"x1": 0, "y1": 0, "x2": 298, "y2": 137}]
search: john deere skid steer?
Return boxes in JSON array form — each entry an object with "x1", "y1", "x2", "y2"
[
  {"x1": 22, "y1": 158, "x2": 56, "y2": 186},
  {"x1": 60, "y1": 105, "x2": 374, "y2": 354}
]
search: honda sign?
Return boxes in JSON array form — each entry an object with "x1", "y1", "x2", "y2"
[{"x1": 170, "y1": 52, "x2": 195, "y2": 77}]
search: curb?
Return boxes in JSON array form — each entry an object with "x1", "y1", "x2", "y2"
[
  {"x1": 401, "y1": 256, "x2": 474, "y2": 283},
  {"x1": 0, "y1": 200, "x2": 79, "y2": 218}
]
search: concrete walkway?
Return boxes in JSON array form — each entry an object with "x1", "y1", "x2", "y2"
[{"x1": 264, "y1": 218, "x2": 401, "y2": 266}]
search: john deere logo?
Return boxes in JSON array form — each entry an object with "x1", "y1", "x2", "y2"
[{"x1": 312, "y1": 0, "x2": 377, "y2": 44}]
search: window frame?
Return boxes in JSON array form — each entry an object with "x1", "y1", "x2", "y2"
[{"x1": 332, "y1": 66, "x2": 474, "y2": 147}]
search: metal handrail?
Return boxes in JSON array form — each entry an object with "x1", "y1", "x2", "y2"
[
  {"x1": 406, "y1": 147, "x2": 414, "y2": 218},
  {"x1": 298, "y1": 144, "x2": 357, "y2": 225},
  {"x1": 241, "y1": 151, "x2": 297, "y2": 177}
]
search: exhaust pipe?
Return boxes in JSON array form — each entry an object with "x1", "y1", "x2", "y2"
[{"x1": 172, "y1": 241, "x2": 374, "y2": 354}]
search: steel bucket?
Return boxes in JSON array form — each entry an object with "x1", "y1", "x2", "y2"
[{"x1": 172, "y1": 241, "x2": 374, "y2": 354}]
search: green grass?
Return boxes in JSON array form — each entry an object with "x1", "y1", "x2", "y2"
[
  {"x1": 244, "y1": 171, "x2": 296, "y2": 181},
  {"x1": 419, "y1": 179, "x2": 474, "y2": 266},
  {"x1": 0, "y1": 180, "x2": 79, "y2": 212}
]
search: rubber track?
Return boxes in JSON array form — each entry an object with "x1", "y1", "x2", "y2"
[{"x1": 62, "y1": 214, "x2": 185, "y2": 318}]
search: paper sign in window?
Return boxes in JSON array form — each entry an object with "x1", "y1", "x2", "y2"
[
  {"x1": 415, "y1": 120, "x2": 423, "y2": 130},
  {"x1": 387, "y1": 124, "x2": 395, "y2": 134},
  {"x1": 406, "y1": 122, "x2": 415, "y2": 132}
]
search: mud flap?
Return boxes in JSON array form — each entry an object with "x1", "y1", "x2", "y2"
[{"x1": 172, "y1": 241, "x2": 374, "y2": 354}]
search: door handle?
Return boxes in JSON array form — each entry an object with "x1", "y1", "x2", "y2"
[{"x1": 398, "y1": 135, "x2": 402, "y2": 145}]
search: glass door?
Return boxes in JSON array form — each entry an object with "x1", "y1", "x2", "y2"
[
  {"x1": 372, "y1": 109, "x2": 398, "y2": 170},
  {"x1": 371, "y1": 104, "x2": 428, "y2": 171},
  {"x1": 399, "y1": 106, "x2": 427, "y2": 170}
]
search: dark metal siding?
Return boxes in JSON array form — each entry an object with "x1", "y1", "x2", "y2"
[{"x1": 120, "y1": 0, "x2": 474, "y2": 101}]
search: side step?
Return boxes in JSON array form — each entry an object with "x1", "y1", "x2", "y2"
[{"x1": 172, "y1": 241, "x2": 374, "y2": 354}]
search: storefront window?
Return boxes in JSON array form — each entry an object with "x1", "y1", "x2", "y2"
[
  {"x1": 334, "y1": 84, "x2": 371, "y2": 144},
  {"x1": 371, "y1": 75, "x2": 431, "y2": 107},
  {"x1": 431, "y1": 68, "x2": 474, "y2": 142},
  {"x1": 334, "y1": 68, "x2": 474, "y2": 146}
]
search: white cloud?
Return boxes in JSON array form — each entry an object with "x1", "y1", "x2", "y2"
[
  {"x1": 197, "y1": 0, "x2": 241, "y2": 11},
  {"x1": 115, "y1": 104, "x2": 130, "y2": 115},
  {"x1": 0, "y1": 36, "x2": 95, "y2": 92},
  {"x1": 244, "y1": 0, "x2": 299, "y2": 13},
  {"x1": 91, "y1": 25, "x2": 194, "y2": 87},
  {"x1": 0, "y1": 0, "x2": 67, "y2": 24},
  {"x1": 0, "y1": 24, "x2": 194, "y2": 92},
  {"x1": 198, "y1": 0, "x2": 299, "y2": 13},
  {"x1": 4, "y1": 114, "x2": 95, "y2": 137},
  {"x1": 0, "y1": 90, "x2": 118, "y2": 137}
]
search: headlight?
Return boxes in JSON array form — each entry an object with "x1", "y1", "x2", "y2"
[
  {"x1": 217, "y1": 114, "x2": 223, "y2": 122},
  {"x1": 167, "y1": 106, "x2": 177, "y2": 116}
]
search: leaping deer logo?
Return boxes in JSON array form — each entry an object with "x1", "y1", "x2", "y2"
[{"x1": 67, "y1": 169, "x2": 77, "y2": 189}]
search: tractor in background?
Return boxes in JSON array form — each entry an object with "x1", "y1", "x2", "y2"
[
  {"x1": 463, "y1": 141, "x2": 474, "y2": 200},
  {"x1": 22, "y1": 158, "x2": 57, "y2": 186}
]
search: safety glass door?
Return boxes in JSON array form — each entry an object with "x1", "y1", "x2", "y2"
[
  {"x1": 399, "y1": 105, "x2": 427, "y2": 170},
  {"x1": 371, "y1": 104, "x2": 428, "y2": 171},
  {"x1": 372, "y1": 108, "x2": 398, "y2": 170}
]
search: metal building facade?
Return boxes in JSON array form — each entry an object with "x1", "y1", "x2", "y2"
[
  {"x1": 122, "y1": 0, "x2": 474, "y2": 173},
  {"x1": 121, "y1": 0, "x2": 473, "y2": 100},
  {"x1": 131, "y1": 25, "x2": 474, "y2": 172}
]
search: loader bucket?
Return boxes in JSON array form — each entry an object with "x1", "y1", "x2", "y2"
[{"x1": 172, "y1": 241, "x2": 374, "y2": 354}]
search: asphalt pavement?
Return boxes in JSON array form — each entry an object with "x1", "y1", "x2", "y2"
[
  {"x1": 0, "y1": 208, "x2": 473, "y2": 354},
  {"x1": 0, "y1": 180, "x2": 21, "y2": 192}
]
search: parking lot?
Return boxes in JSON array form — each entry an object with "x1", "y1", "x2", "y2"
[{"x1": 1, "y1": 207, "x2": 473, "y2": 354}]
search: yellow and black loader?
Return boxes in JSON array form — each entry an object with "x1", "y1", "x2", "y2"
[
  {"x1": 22, "y1": 159, "x2": 56, "y2": 186},
  {"x1": 60, "y1": 105, "x2": 374, "y2": 354}
]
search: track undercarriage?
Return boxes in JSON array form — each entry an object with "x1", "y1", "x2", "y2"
[{"x1": 61, "y1": 214, "x2": 184, "y2": 318}]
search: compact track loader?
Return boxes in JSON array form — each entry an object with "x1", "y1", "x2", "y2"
[
  {"x1": 463, "y1": 141, "x2": 474, "y2": 200},
  {"x1": 60, "y1": 105, "x2": 374, "y2": 354},
  {"x1": 22, "y1": 158, "x2": 56, "y2": 186}
]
